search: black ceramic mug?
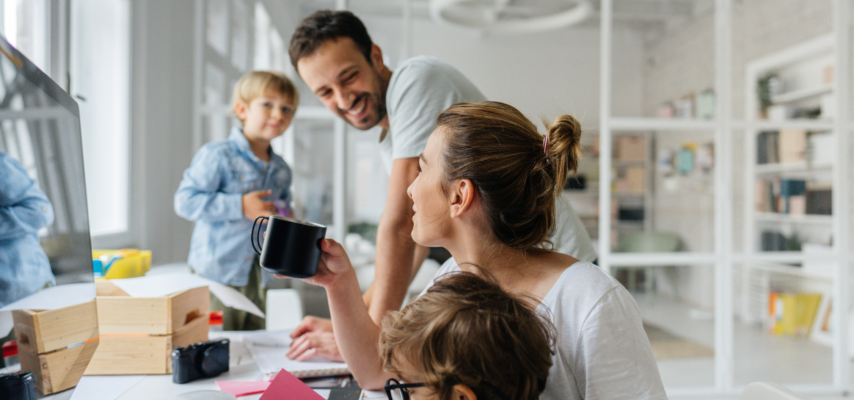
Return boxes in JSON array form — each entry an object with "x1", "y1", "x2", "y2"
[{"x1": 251, "y1": 215, "x2": 327, "y2": 278}]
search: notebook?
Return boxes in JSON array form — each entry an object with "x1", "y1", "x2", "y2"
[{"x1": 243, "y1": 330, "x2": 350, "y2": 379}]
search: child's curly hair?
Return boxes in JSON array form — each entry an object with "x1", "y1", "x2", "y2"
[{"x1": 379, "y1": 272, "x2": 555, "y2": 400}]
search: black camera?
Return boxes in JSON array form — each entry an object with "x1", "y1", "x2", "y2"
[
  {"x1": 171, "y1": 338, "x2": 230, "y2": 384},
  {"x1": 0, "y1": 371, "x2": 37, "y2": 400}
]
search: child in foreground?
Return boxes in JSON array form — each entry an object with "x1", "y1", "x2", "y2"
[
  {"x1": 175, "y1": 71, "x2": 298, "y2": 330},
  {"x1": 378, "y1": 272, "x2": 555, "y2": 400}
]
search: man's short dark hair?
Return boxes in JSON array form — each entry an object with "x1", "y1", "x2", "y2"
[{"x1": 289, "y1": 10, "x2": 374, "y2": 70}]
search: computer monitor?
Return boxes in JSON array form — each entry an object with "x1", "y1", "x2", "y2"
[{"x1": 0, "y1": 34, "x2": 95, "y2": 315}]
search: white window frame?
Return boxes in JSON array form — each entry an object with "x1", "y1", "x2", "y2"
[{"x1": 0, "y1": 0, "x2": 134, "y2": 247}]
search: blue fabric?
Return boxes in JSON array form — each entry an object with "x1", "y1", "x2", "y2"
[
  {"x1": 175, "y1": 127, "x2": 292, "y2": 286},
  {"x1": 0, "y1": 152, "x2": 56, "y2": 307}
]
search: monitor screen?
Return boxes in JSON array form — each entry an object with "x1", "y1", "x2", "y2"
[{"x1": 0, "y1": 34, "x2": 95, "y2": 311}]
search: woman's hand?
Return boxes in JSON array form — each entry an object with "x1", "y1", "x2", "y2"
[{"x1": 299, "y1": 239, "x2": 354, "y2": 288}]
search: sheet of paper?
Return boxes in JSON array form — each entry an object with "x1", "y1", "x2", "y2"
[
  {"x1": 0, "y1": 311, "x2": 12, "y2": 339},
  {"x1": 110, "y1": 272, "x2": 264, "y2": 317},
  {"x1": 0, "y1": 283, "x2": 95, "y2": 312},
  {"x1": 260, "y1": 369, "x2": 326, "y2": 400},
  {"x1": 0, "y1": 283, "x2": 96, "y2": 337},
  {"x1": 69, "y1": 375, "x2": 146, "y2": 400},
  {"x1": 216, "y1": 380, "x2": 271, "y2": 397},
  {"x1": 240, "y1": 329, "x2": 293, "y2": 346}
]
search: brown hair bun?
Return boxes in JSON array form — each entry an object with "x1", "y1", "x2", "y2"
[{"x1": 543, "y1": 114, "x2": 583, "y2": 191}]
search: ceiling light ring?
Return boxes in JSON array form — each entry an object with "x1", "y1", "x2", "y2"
[{"x1": 429, "y1": 0, "x2": 593, "y2": 33}]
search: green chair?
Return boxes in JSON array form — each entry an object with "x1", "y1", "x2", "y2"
[{"x1": 613, "y1": 232, "x2": 681, "y2": 294}]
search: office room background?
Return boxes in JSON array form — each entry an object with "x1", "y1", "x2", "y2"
[{"x1": 3, "y1": 0, "x2": 852, "y2": 397}]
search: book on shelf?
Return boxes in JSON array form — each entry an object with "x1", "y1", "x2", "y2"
[
  {"x1": 755, "y1": 178, "x2": 830, "y2": 216},
  {"x1": 808, "y1": 132, "x2": 835, "y2": 164},
  {"x1": 778, "y1": 129, "x2": 807, "y2": 164},
  {"x1": 805, "y1": 184, "x2": 832, "y2": 215},
  {"x1": 756, "y1": 131, "x2": 780, "y2": 164},
  {"x1": 768, "y1": 292, "x2": 823, "y2": 337}
]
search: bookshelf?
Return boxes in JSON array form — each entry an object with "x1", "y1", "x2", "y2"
[
  {"x1": 742, "y1": 34, "x2": 837, "y2": 330},
  {"x1": 565, "y1": 132, "x2": 654, "y2": 250}
]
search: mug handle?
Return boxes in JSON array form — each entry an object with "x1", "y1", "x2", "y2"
[{"x1": 251, "y1": 216, "x2": 269, "y2": 256}]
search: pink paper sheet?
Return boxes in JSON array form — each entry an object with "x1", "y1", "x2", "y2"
[
  {"x1": 215, "y1": 380, "x2": 271, "y2": 397},
  {"x1": 260, "y1": 369, "x2": 326, "y2": 400}
]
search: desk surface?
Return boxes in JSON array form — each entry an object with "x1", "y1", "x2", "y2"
[{"x1": 43, "y1": 331, "x2": 365, "y2": 400}]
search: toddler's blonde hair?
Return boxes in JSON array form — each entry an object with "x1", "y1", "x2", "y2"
[{"x1": 231, "y1": 71, "x2": 299, "y2": 121}]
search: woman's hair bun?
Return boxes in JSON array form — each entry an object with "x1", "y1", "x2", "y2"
[{"x1": 544, "y1": 114, "x2": 583, "y2": 190}]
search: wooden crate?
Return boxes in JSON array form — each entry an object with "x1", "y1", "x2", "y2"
[
  {"x1": 84, "y1": 312, "x2": 209, "y2": 375},
  {"x1": 94, "y1": 281, "x2": 209, "y2": 335},
  {"x1": 18, "y1": 339, "x2": 100, "y2": 394},
  {"x1": 12, "y1": 300, "x2": 99, "y2": 354},
  {"x1": 12, "y1": 300, "x2": 99, "y2": 395}
]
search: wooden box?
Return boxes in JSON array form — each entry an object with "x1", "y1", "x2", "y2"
[
  {"x1": 12, "y1": 300, "x2": 99, "y2": 395},
  {"x1": 94, "y1": 281, "x2": 209, "y2": 335},
  {"x1": 84, "y1": 315, "x2": 208, "y2": 375},
  {"x1": 84, "y1": 282, "x2": 210, "y2": 375}
]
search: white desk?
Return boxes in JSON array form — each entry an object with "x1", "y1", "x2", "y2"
[{"x1": 43, "y1": 331, "x2": 358, "y2": 400}]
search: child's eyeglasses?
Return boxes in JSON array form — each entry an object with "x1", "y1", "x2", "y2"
[
  {"x1": 384, "y1": 378, "x2": 425, "y2": 400},
  {"x1": 383, "y1": 378, "x2": 512, "y2": 400}
]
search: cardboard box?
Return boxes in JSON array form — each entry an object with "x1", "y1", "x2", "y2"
[
  {"x1": 12, "y1": 300, "x2": 99, "y2": 395},
  {"x1": 614, "y1": 136, "x2": 646, "y2": 161},
  {"x1": 84, "y1": 283, "x2": 210, "y2": 375}
]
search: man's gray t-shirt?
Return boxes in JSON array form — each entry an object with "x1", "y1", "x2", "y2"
[
  {"x1": 378, "y1": 55, "x2": 597, "y2": 262},
  {"x1": 379, "y1": 55, "x2": 486, "y2": 173}
]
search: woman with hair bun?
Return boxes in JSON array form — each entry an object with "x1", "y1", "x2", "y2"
[{"x1": 296, "y1": 101, "x2": 667, "y2": 399}]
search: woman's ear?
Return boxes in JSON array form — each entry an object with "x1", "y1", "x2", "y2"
[
  {"x1": 450, "y1": 384, "x2": 477, "y2": 400},
  {"x1": 449, "y1": 179, "x2": 475, "y2": 218}
]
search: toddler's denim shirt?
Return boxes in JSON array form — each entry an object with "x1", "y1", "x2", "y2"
[{"x1": 175, "y1": 127, "x2": 292, "y2": 286}]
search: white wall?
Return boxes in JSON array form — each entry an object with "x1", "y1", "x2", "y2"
[
  {"x1": 129, "y1": 0, "x2": 196, "y2": 264},
  {"x1": 362, "y1": 16, "x2": 645, "y2": 127}
]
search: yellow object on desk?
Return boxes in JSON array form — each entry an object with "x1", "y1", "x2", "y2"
[{"x1": 92, "y1": 249, "x2": 151, "y2": 279}]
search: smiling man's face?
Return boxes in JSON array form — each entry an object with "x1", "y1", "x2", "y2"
[{"x1": 297, "y1": 37, "x2": 388, "y2": 130}]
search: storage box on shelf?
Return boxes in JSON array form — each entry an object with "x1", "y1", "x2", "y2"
[
  {"x1": 742, "y1": 34, "x2": 837, "y2": 331},
  {"x1": 84, "y1": 282, "x2": 209, "y2": 375},
  {"x1": 12, "y1": 300, "x2": 99, "y2": 395}
]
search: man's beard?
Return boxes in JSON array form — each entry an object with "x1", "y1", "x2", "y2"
[{"x1": 338, "y1": 91, "x2": 386, "y2": 130}]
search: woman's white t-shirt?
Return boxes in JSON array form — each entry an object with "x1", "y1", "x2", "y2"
[{"x1": 421, "y1": 259, "x2": 668, "y2": 400}]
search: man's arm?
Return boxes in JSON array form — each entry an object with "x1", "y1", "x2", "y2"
[
  {"x1": 366, "y1": 157, "x2": 420, "y2": 325},
  {"x1": 361, "y1": 243, "x2": 429, "y2": 308}
]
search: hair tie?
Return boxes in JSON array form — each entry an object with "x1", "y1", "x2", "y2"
[{"x1": 542, "y1": 135, "x2": 549, "y2": 155}]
